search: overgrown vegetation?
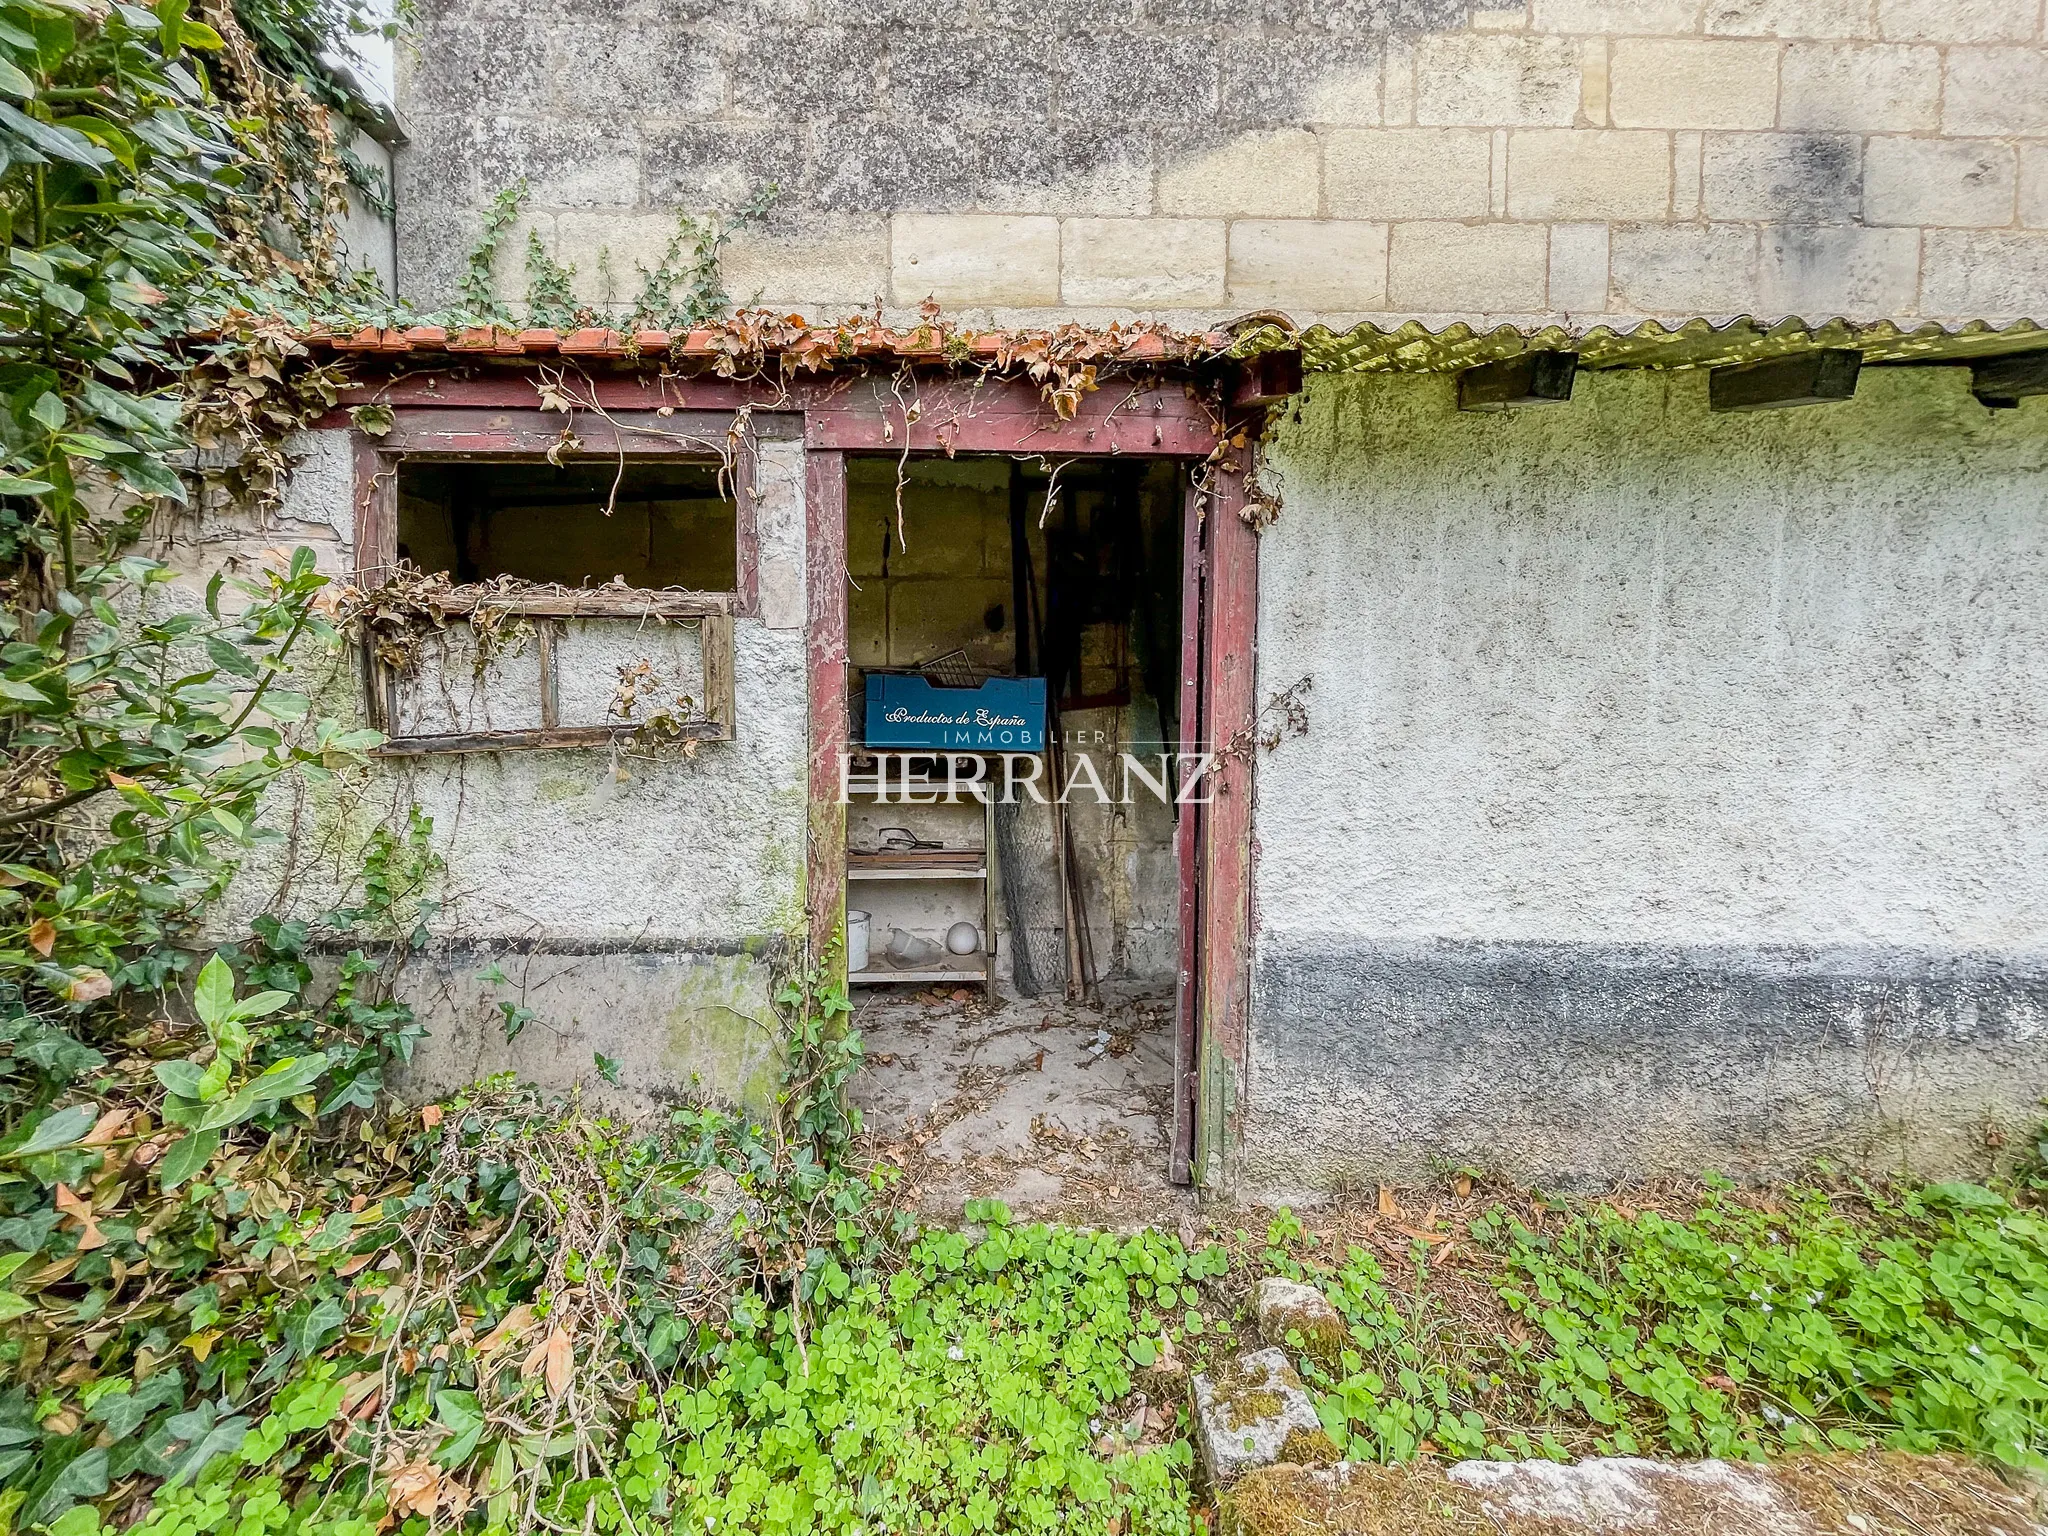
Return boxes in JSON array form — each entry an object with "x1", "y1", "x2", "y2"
[{"x1": 1267, "y1": 1176, "x2": 2048, "y2": 1478}]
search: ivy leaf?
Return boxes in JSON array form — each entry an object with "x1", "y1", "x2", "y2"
[
  {"x1": 158, "y1": 1402, "x2": 247, "y2": 1488},
  {"x1": 0, "y1": 101, "x2": 111, "y2": 166},
  {"x1": 193, "y1": 1052, "x2": 329, "y2": 1132},
  {"x1": 156, "y1": 1128, "x2": 217, "y2": 1189},
  {"x1": 4, "y1": 1102, "x2": 96, "y2": 1158},
  {"x1": 31, "y1": 1445, "x2": 107, "y2": 1524},
  {"x1": 85, "y1": 1369, "x2": 184, "y2": 1439},
  {"x1": 152, "y1": 1059, "x2": 206, "y2": 1099},
  {"x1": 431, "y1": 1389, "x2": 484, "y2": 1467},
  {"x1": 192, "y1": 951, "x2": 234, "y2": 1032}
]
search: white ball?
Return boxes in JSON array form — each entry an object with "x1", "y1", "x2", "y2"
[{"x1": 945, "y1": 921, "x2": 981, "y2": 955}]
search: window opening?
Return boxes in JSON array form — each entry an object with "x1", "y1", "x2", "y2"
[
  {"x1": 370, "y1": 457, "x2": 739, "y2": 752},
  {"x1": 397, "y1": 460, "x2": 737, "y2": 590}
]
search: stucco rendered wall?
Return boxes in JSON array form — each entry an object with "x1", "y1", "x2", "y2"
[
  {"x1": 395, "y1": 0, "x2": 2048, "y2": 331},
  {"x1": 185, "y1": 430, "x2": 810, "y2": 1117},
  {"x1": 1247, "y1": 366, "x2": 2048, "y2": 1197}
]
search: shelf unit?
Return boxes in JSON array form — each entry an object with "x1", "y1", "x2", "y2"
[{"x1": 845, "y1": 776, "x2": 996, "y2": 987}]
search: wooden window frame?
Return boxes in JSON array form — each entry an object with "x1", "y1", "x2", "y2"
[{"x1": 352, "y1": 407, "x2": 770, "y2": 753}]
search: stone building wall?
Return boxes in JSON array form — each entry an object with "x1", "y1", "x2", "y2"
[
  {"x1": 394, "y1": 0, "x2": 2048, "y2": 328},
  {"x1": 172, "y1": 431, "x2": 812, "y2": 1118},
  {"x1": 1247, "y1": 366, "x2": 2048, "y2": 1197}
]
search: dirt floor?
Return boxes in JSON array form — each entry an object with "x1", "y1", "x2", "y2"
[{"x1": 847, "y1": 984, "x2": 1199, "y2": 1226}]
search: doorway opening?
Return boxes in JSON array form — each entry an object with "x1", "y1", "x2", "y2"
[{"x1": 839, "y1": 453, "x2": 1195, "y2": 1216}]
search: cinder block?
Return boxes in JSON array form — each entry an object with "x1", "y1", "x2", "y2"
[
  {"x1": 1414, "y1": 33, "x2": 1582, "y2": 126},
  {"x1": 1878, "y1": 0, "x2": 2040, "y2": 43},
  {"x1": 1609, "y1": 222, "x2": 1760, "y2": 311},
  {"x1": 1531, "y1": 0, "x2": 1702, "y2": 30},
  {"x1": 1507, "y1": 129, "x2": 1671, "y2": 219},
  {"x1": 1780, "y1": 43, "x2": 1942, "y2": 131},
  {"x1": 2022, "y1": 146, "x2": 2048, "y2": 229},
  {"x1": 891, "y1": 215, "x2": 1059, "y2": 308},
  {"x1": 1228, "y1": 220, "x2": 1389, "y2": 308},
  {"x1": 1060, "y1": 218, "x2": 1227, "y2": 306},
  {"x1": 1548, "y1": 221, "x2": 1611, "y2": 311},
  {"x1": 1757, "y1": 225, "x2": 1920, "y2": 314},
  {"x1": 888, "y1": 579, "x2": 1014, "y2": 668},
  {"x1": 1705, "y1": 0, "x2": 1871, "y2": 36},
  {"x1": 1158, "y1": 130, "x2": 1322, "y2": 218},
  {"x1": 1943, "y1": 48, "x2": 2048, "y2": 137},
  {"x1": 1864, "y1": 138, "x2": 2018, "y2": 227},
  {"x1": 1921, "y1": 231, "x2": 2048, "y2": 315},
  {"x1": 1386, "y1": 221, "x2": 1549, "y2": 311},
  {"x1": 722, "y1": 216, "x2": 890, "y2": 310},
  {"x1": 1325, "y1": 128, "x2": 1494, "y2": 219},
  {"x1": 1609, "y1": 38, "x2": 1780, "y2": 127},
  {"x1": 1701, "y1": 133, "x2": 1862, "y2": 221}
]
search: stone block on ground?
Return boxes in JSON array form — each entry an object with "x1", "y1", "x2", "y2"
[
  {"x1": 1219, "y1": 1452, "x2": 2048, "y2": 1536},
  {"x1": 1192, "y1": 1347, "x2": 1337, "y2": 1489},
  {"x1": 1255, "y1": 1277, "x2": 1346, "y2": 1363}
]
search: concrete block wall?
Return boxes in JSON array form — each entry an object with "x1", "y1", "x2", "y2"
[{"x1": 396, "y1": 0, "x2": 2048, "y2": 327}]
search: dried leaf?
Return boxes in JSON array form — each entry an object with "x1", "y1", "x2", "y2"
[
  {"x1": 384, "y1": 1458, "x2": 445, "y2": 1518},
  {"x1": 477, "y1": 1303, "x2": 535, "y2": 1357},
  {"x1": 53, "y1": 1183, "x2": 91, "y2": 1221},
  {"x1": 518, "y1": 1335, "x2": 548, "y2": 1380},
  {"x1": 81, "y1": 1108, "x2": 130, "y2": 1147},
  {"x1": 543, "y1": 1326, "x2": 572, "y2": 1399},
  {"x1": 420, "y1": 1104, "x2": 443, "y2": 1128},
  {"x1": 61, "y1": 968, "x2": 113, "y2": 1003},
  {"x1": 1377, "y1": 1185, "x2": 1400, "y2": 1219},
  {"x1": 342, "y1": 1374, "x2": 382, "y2": 1420}
]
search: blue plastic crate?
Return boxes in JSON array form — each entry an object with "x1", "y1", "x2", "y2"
[{"x1": 864, "y1": 674, "x2": 1046, "y2": 751}]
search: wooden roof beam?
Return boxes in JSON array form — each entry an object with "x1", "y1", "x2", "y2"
[
  {"x1": 1457, "y1": 350, "x2": 1578, "y2": 411},
  {"x1": 1709, "y1": 350, "x2": 1861, "y2": 412},
  {"x1": 1971, "y1": 350, "x2": 2048, "y2": 409}
]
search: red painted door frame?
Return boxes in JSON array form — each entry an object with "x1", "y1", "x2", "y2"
[
  {"x1": 1187, "y1": 421, "x2": 1262, "y2": 1189},
  {"x1": 331, "y1": 365, "x2": 1261, "y2": 1184}
]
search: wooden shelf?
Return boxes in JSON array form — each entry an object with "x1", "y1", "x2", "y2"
[
  {"x1": 850, "y1": 951, "x2": 988, "y2": 986},
  {"x1": 848, "y1": 865, "x2": 987, "y2": 881}
]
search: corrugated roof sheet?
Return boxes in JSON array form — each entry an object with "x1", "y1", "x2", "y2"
[
  {"x1": 1238, "y1": 315, "x2": 2048, "y2": 374},
  {"x1": 291, "y1": 313, "x2": 2048, "y2": 377}
]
